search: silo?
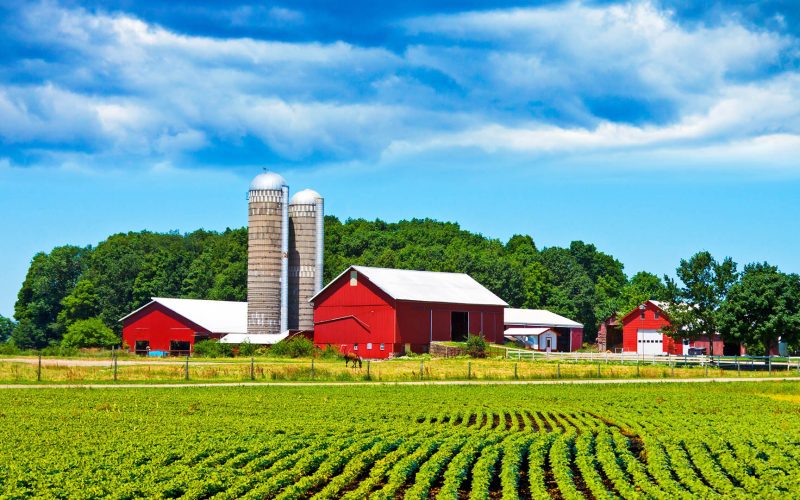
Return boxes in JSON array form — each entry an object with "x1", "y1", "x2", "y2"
[
  {"x1": 288, "y1": 189, "x2": 324, "y2": 331},
  {"x1": 247, "y1": 172, "x2": 289, "y2": 335}
]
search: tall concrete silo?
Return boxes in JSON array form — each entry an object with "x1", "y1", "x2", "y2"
[
  {"x1": 247, "y1": 172, "x2": 289, "y2": 335},
  {"x1": 288, "y1": 189, "x2": 324, "y2": 331}
]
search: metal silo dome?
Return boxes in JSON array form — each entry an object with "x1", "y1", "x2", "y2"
[
  {"x1": 250, "y1": 171, "x2": 287, "y2": 191},
  {"x1": 289, "y1": 189, "x2": 323, "y2": 205}
]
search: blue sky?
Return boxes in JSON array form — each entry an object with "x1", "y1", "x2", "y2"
[{"x1": 1, "y1": 0, "x2": 799, "y2": 318}]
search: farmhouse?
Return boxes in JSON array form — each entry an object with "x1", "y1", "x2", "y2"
[
  {"x1": 311, "y1": 266, "x2": 508, "y2": 358},
  {"x1": 598, "y1": 300, "x2": 741, "y2": 356},
  {"x1": 504, "y1": 308, "x2": 583, "y2": 352},
  {"x1": 121, "y1": 297, "x2": 253, "y2": 355}
]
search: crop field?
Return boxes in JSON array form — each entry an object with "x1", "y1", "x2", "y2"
[{"x1": 1, "y1": 382, "x2": 799, "y2": 498}]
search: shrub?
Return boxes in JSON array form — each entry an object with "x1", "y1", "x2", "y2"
[
  {"x1": 269, "y1": 336, "x2": 315, "y2": 358},
  {"x1": 61, "y1": 318, "x2": 118, "y2": 349},
  {"x1": 238, "y1": 340, "x2": 257, "y2": 357},
  {"x1": 193, "y1": 340, "x2": 234, "y2": 358},
  {"x1": 466, "y1": 334, "x2": 487, "y2": 358},
  {"x1": 0, "y1": 340, "x2": 20, "y2": 355}
]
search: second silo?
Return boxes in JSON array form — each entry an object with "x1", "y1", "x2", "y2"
[
  {"x1": 247, "y1": 171, "x2": 289, "y2": 335},
  {"x1": 288, "y1": 189, "x2": 324, "y2": 331}
]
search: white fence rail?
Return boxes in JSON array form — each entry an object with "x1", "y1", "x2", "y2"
[{"x1": 501, "y1": 349, "x2": 800, "y2": 370}]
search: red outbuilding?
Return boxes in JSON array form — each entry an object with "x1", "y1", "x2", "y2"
[
  {"x1": 601, "y1": 300, "x2": 741, "y2": 356},
  {"x1": 310, "y1": 266, "x2": 508, "y2": 358},
  {"x1": 120, "y1": 297, "x2": 247, "y2": 355}
]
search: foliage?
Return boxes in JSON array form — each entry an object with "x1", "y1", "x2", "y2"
[
  {"x1": 238, "y1": 340, "x2": 257, "y2": 357},
  {"x1": 663, "y1": 251, "x2": 738, "y2": 355},
  {"x1": 465, "y1": 334, "x2": 488, "y2": 358},
  {"x1": 0, "y1": 314, "x2": 15, "y2": 343},
  {"x1": 269, "y1": 336, "x2": 316, "y2": 358},
  {"x1": 14, "y1": 245, "x2": 88, "y2": 348},
  {"x1": 55, "y1": 279, "x2": 100, "y2": 335},
  {"x1": 192, "y1": 340, "x2": 234, "y2": 358},
  {"x1": 61, "y1": 318, "x2": 119, "y2": 348},
  {"x1": 718, "y1": 263, "x2": 800, "y2": 354}
]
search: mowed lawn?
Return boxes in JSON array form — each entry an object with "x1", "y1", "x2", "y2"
[{"x1": 1, "y1": 382, "x2": 799, "y2": 498}]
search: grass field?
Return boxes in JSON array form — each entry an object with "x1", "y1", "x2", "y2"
[
  {"x1": 1, "y1": 355, "x2": 797, "y2": 384},
  {"x1": 1, "y1": 381, "x2": 799, "y2": 498}
]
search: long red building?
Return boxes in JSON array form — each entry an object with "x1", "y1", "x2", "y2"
[
  {"x1": 311, "y1": 266, "x2": 508, "y2": 358},
  {"x1": 120, "y1": 298, "x2": 247, "y2": 355}
]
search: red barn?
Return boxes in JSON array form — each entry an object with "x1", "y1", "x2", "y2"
[
  {"x1": 310, "y1": 266, "x2": 508, "y2": 358},
  {"x1": 615, "y1": 300, "x2": 739, "y2": 356},
  {"x1": 120, "y1": 298, "x2": 247, "y2": 355}
]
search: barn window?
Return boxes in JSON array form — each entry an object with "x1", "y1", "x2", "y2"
[
  {"x1": 379, "y1": 343, "x2": 385, "y2": 351},
  {"x1": 655, "y1": 311, "x2": 660, "y2": 320},
  {"x1": 367, "y1": 343, "x2": 373, "y2": 350},
  {"x1": 640, "y1": 311, "x2": 646, "y2": 319},
  {"x1": 350, "y1": 271, "x2": 358, "y2": 286},
  {"x1": 353, "y1": 343, "x2": 358, "y2": 351}
]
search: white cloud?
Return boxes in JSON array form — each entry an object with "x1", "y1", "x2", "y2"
[{"x1": 1, "y1": 1, "x2": 799, "y2": 173}]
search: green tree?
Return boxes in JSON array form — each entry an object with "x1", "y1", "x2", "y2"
[
  {"x1": 615, "y1": 272, "x2": 668, "y2": 316},
  {"x1": 718, "y1": 263, "x2": 800, "y2": 355},
  {"x1": 14, "y1": 245, "x2": 88, "y2": 347},
  {"x1": 663, "y1": 251, "x2": 738, "y2": 355},
  {"x1": 56, "y1": 279, "x2": 100, "y2": 334},
  {"x1": 0, "y1": 315, "x2": 15, "y2": 343},
  {"x1": 61, "y1": 318, "x2": 119, "y2": 348}
]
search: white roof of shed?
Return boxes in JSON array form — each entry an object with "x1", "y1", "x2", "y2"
[
  {"x1": 120, "y1": 297, "x2": 247, "y2": 334},
  {"x1": 504, "y1": 308, "x2": 582, "y2": 328},
  {"x1": 219, "y1": 333, "x2": 288, "y2": 345},
  {"x1": 504, "y1": 327, "x2": 553, "y2": 336},
  {"x1": 311, "y1": 266, "x2": 508, "y2": 306}
]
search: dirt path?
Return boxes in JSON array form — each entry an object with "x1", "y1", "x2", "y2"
[{"x1": 0, "y1": 377, "x2": 794, "y2": 389}]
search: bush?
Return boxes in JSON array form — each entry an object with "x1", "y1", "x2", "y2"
[
  {"x1": 466, "y1": 334, "x2": 488, "y2": 358},
  {"x1": 193, "y1": 340, "x2": 234, "y2": 358},
  {"x1": 41, "y1": 344, "x2": 80, "y2": 357},
  {"x1": 62, "y1": 318, "x2": 118, "y2": 349},
  {"x1": 238, "y1": 340, "x2": 257, "y2": 357},
  {"x1": 0, "y1": 340, "x2": 20, "y2": 355},
  {"x1": 269, "y1": 336, "x2": 315, "y2": 358}
]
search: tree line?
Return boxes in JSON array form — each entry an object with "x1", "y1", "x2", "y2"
[{"x1": 2, "y1": 217, "x2": 798, "y2": 354}]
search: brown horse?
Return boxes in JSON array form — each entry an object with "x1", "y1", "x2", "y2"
[{"x1": 344, "y1": 352, "x2": 362, "y2": 368}]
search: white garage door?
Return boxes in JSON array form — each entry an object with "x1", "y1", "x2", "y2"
[{"x1": 637, "y1": 329, "x2": 664, "y2": 355}]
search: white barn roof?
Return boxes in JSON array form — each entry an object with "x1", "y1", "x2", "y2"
[
  {"x1": 120, "y1": 297, "x2": 247, "y2": 334},
  {"x1": 504, "y1": 308, "x2": 582, "y2": 328},
  {"x1": 311, "y1": 266, "x2": 508, "y2": 307},
  {"x1": 504, "y1": 327, "x2": 553, "y2": 336}
]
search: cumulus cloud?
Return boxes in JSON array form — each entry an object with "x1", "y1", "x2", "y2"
[{"x1": 0, "y1": 0, "x2": 799, "y2": 172}]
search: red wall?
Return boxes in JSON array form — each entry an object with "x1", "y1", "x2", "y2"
[
  {"x1": 122, "y1": 303, "x2": 208, "y2": 353},
  {"x1": 313, "y1": 273, "x2": 397, "y2": 358},
  {"x1": 621, "y1": 302, "x2": 672, "y2": 354},
  {"x1": 571, "y1": 328, "x2": 584, "y2": 352},
  {"x1": 312, "y1": 269, "x2": 505, "y2": 358}
]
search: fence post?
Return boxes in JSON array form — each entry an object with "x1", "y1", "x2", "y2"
[
  {"x1": 671, "y1": 361, "x2": 674, "y2": 378},
  {"x1": 557, "y1": 363, "x2": 561, "y2": 379},
  {"x1": 250, "y1": 357, "x2": 255, "y2": 380},
  {"x1": 185, "y1": 355, "x2": 189, "y2": 381},
  {"x1": 597, "y1": 364, "x2": 601, "y2": 378},
  {"x1": 113, "y1": 353, "x2": 118, "y2": 382},
  {"x1": 467, "y1": 362, "x2": 471, "y2": 380},
  {"x1": 367, "y1": 360, "x2": 371, "y2": 378},
  {"x1": 420, "y1": 359, "x2": 424, "y2": 380},
  {"x1": 37, "y1": 352, "x2": 42, "y2": 382},
  {"x1": 736, "y1": 358, "x2": 740, "y2": 376},
  {"x1": 636, "y1": 360, "x2": 639, "y2": 378},
  {"x1": 768, "y1": 357, "x2": 772, "y2": 374},
  {"x1": 705, "y1": 363, "x2": 708, "y2": 377},
  {"x1": 514, "y1": 363, "x2": 518, "y2": 380}
]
